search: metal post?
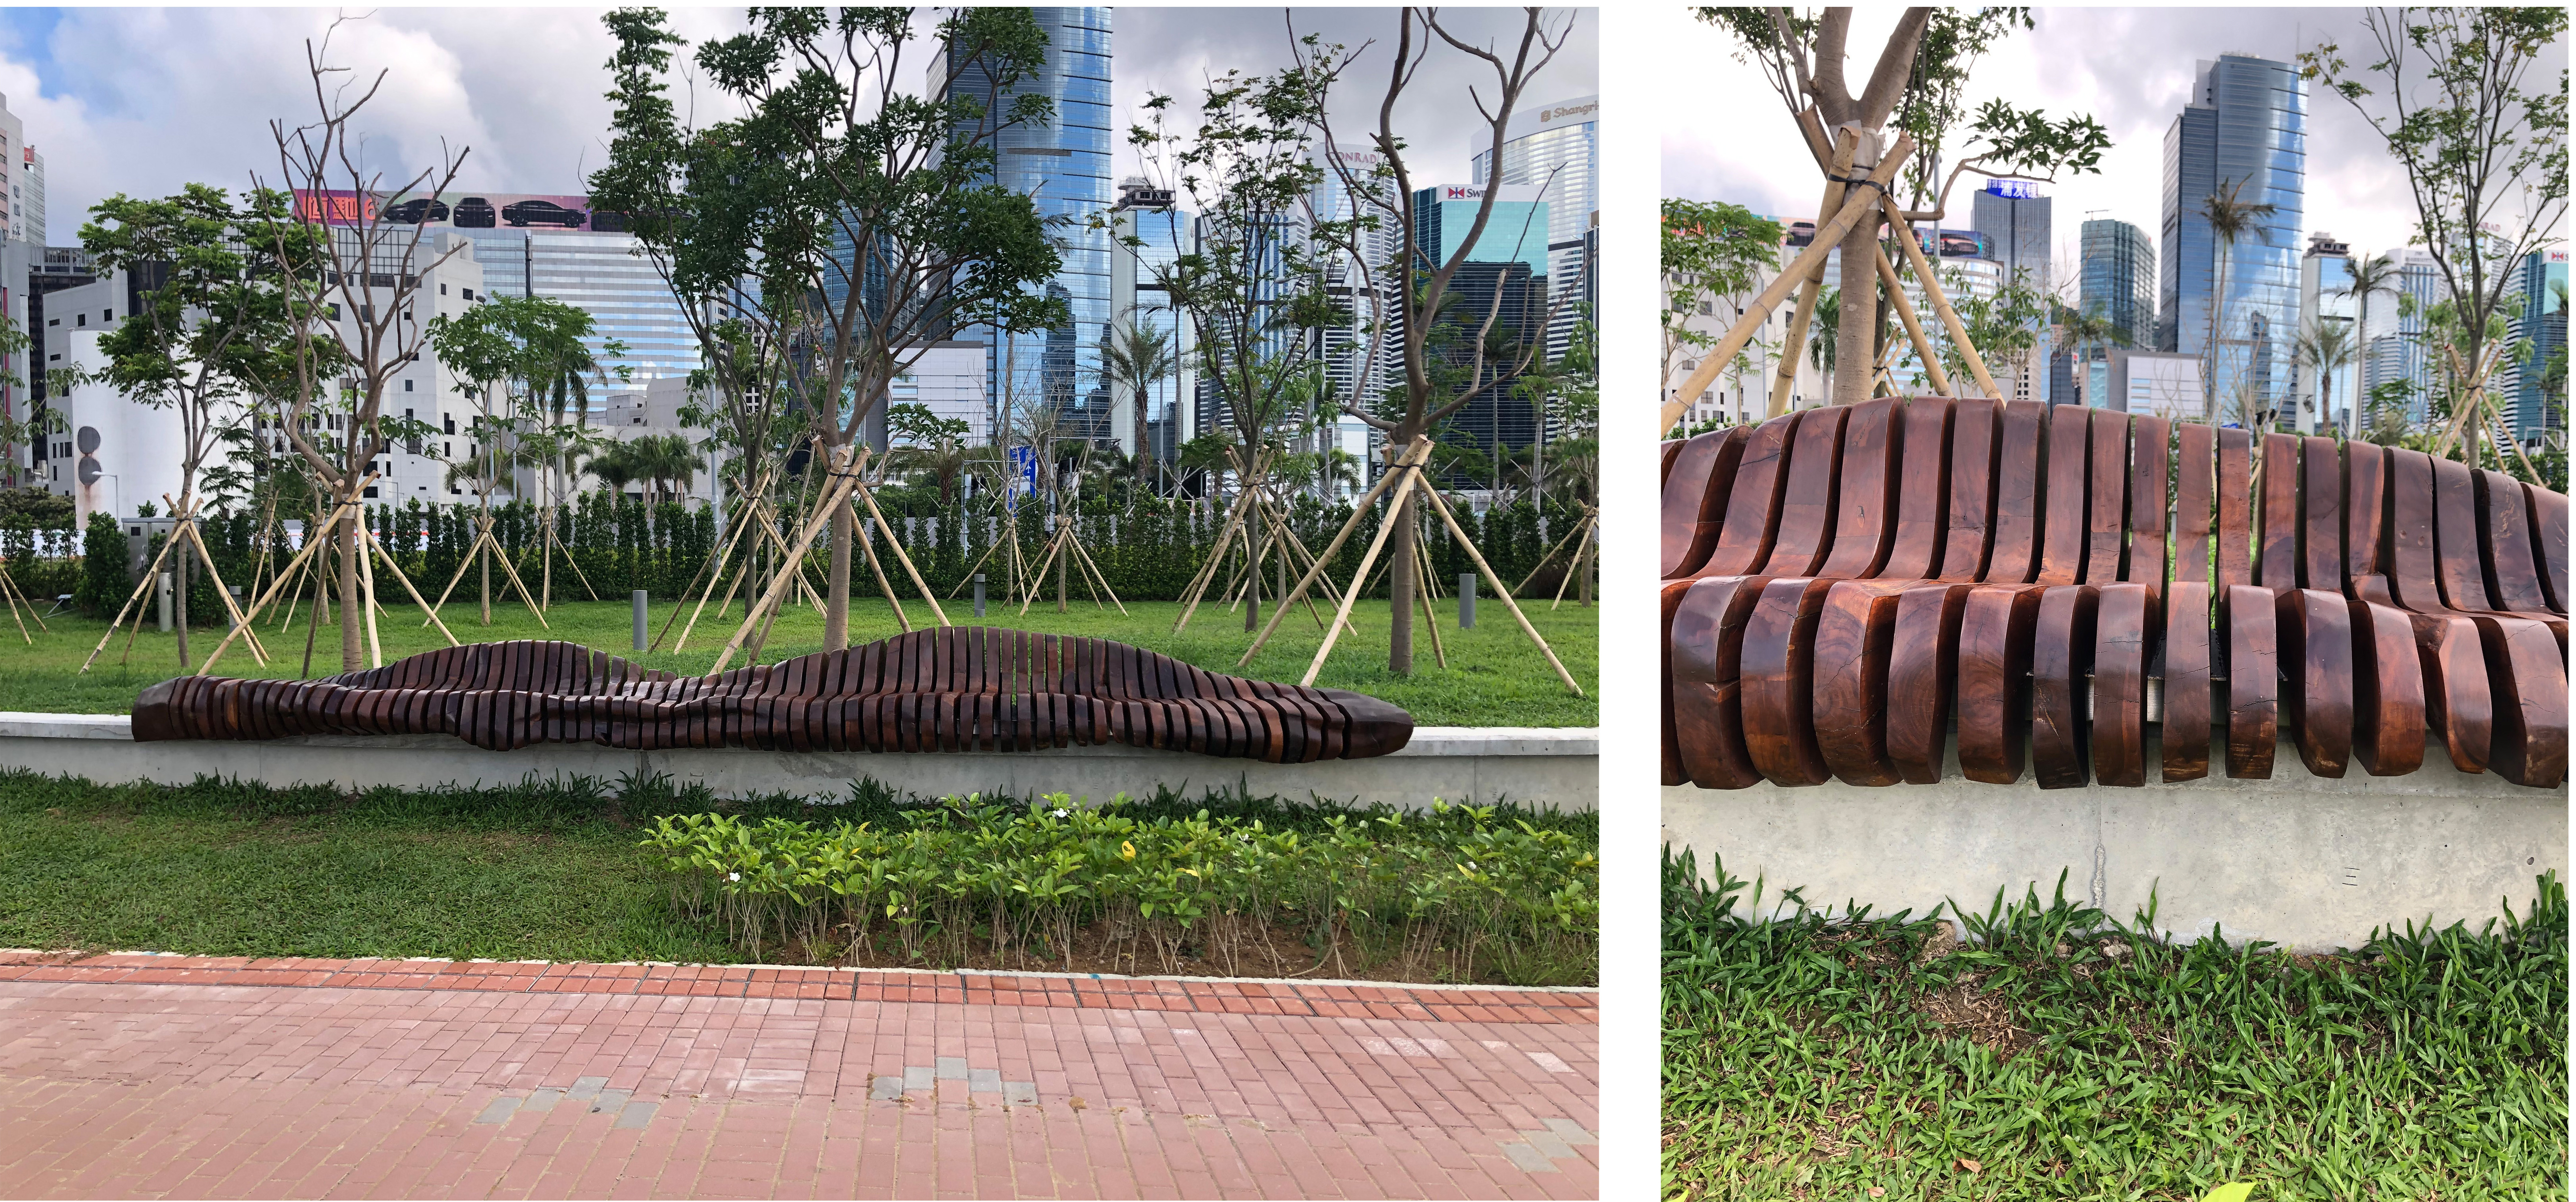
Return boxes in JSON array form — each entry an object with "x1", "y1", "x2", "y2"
[
  {"x1": 632, "y1": 590, "x2": 648, "y2": 651},
  {"x1": 158, "y1": 572, "x2": 173, "y2": 632},
  {"x1": 973, "y1": 573, "x2": 987, "y2": 619},
  {"x1": 228, "y1": 585, "x2": 244, "y2": 631},
  {"x1": 1458, "y1": 573, "x2": 1476, "y2": 629}
]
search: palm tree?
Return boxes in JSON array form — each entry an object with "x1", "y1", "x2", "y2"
[
  {"x1": 2200, "y1": 177, "x2": 2280, "y2": 424},
  {"x1": 891, "y1": 435, "x2": 971, "y2": 506},
  {"x1": 2293, "y1": 318, "x2": 2358, "y2": 435},
  {"x1": 2054, "y1": 305, "x2": 2134, "y2": 408},
  {"x1": 1100, "y1": 318, "x2": 1177, "y2": 486},
  {"x1": 2338, "y1": 251, "x2": 2403, "y2": 433},
  {"x1": 1806, "y1": 286, "x2": 1841, "y2": 405}
]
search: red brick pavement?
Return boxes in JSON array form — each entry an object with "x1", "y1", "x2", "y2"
[{"x1": 0, "y1": 954, "x2": 1597, "y2": 1199}]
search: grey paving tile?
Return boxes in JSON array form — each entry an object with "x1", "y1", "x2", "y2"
[
  {"x1": 612, "y1": 1102, "x2": 657, "y2": 1130},
  {"x1": 1500, "y1": 1141, "x2": 1556, "y2": 1173},
  {"x1": 935, "y1": 1056, "x2": 967, "y2": 1080},
  {"x1": 473, "y1": 1096, "x2": 519, "y2": 1125}
]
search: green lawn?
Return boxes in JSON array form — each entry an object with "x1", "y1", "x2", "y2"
[
  {"x1": 1662, "y1": 849, "x2": 2567, "y2": 1201},
  {"x1": 0, "y1": 768, "x2": 1594, "y2": 973},
  {"x1": 0, "y1": 596, "x2": 1595, "y2": 727}
]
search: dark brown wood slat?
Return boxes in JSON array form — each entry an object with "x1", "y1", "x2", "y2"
[
  {"x1": 2529, "y1": 484, "x2": 2569, "y2": 613},
  {"x1": 1955, "y1": 586, "x2": 2043, "y2": 784},
  {"x1": 2028, "y1": 585, "x2": 2100, "y2": 789},
  {"x1": 1694, "y1": 413, "x2": 1800, "y2": 579},
  {"x1": 1668, "y1": 576, "x2": 1769, "y2": 790},
  {"x1": 2034, "y1": 404, "x2": 2089, "y2": 587},
  {"x1": 2477, "y1": 470, "x2": 2559, "y2": 620},
  {"x1": 2225, "y1": 584, "x2": 2278, "y2": 779},
  {"x1": 1758, "y1": 406, "x2": 1848, "y2": 576},
  {"x1": 1662, "y1": 426, "x2": 1754, "y2": 579},
  {"x1": 1939, "y1": 398, "x2": 2000, "y2": 582},
  {"x1": 2302, "y1": 438, "x2": 2343, "y2": 590},
  {"x1": 1662, "y1": 439, "x2": 1681, "y2": 485},
  {"x1": 1983, "y1": 402, "x2": 2047, "y2": 585},
  {"x1": 1813, "y1": 398, "x2": 1903, "y2": 579},
  {"x1": 1810, "y1": 581, "x2": 1911, "y2": 787},
  {"x1": 1885, "y1": 583, "x2": 1975, "y2": 784},
  {"x1": 1740, "y1": 578, "x2": 1840, "y2": 786},
  {"x1": 2173, "y1": 425, "x2": 2214, "y2": 585},
  {"x1": 2084, "y1": 411, "x2": 2127, "y2": 586},
  {"x1": 2164, "y1": 582, "x2": 2216, "y2": 774},
  {"x1": 2276, "y1": 589, "x2": 2354, "y2": 778},
  {"x1": 2126, "y1": 417, "x2": 2170, "y2": 596},
  {"x1": 2378, "y1": 448, "x2": 2495, "y2": 774},
  {"x1": 2091, "y1": 583, "x2": 2150, "y2": 788},
  {"x1": 2347, "y1": 596, "x2": 2427, "y2": 777},
  {"x1": 2215, "y1": 430, "x2": 2254, "y2": 591},
  {"x1": 2259, "y1": 433, "x2": 2301, "y2": 591},
  {"x1": 1662, "y1": 583, "x2": 1690, "y2": 786}
]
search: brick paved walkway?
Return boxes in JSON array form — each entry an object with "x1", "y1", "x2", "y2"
[{"x1": 0, "y1": 953, "x2": 1597, "y2": 1199}]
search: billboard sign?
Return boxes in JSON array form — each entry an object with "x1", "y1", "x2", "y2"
[
  {"x1": 294, "y1": 189, "x2": 624, "y2": 232},
  {"x1": 1005, "y1": 445, "x2": 1038, "y2": 512},
  {"x1": 1984, "y1": 178, "x2": 2042, "y2": 200}
]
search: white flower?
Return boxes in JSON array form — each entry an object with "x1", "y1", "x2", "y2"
[
  {"x1": 728, "y1": 872, "x2": 741, "y2": 882},
  {"x1": 1051, "y1": 808, "x2": 1070, "y2": 818}
]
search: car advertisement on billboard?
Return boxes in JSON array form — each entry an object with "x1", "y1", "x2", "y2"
[{"x1": 292, "y1": 189, "x2": 626, "y2": 232}]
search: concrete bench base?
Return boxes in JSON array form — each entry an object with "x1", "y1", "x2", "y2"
[
  {"x1": 0, "y1": 713, "x2": 1598, "y2": 812},
  {"x1": 1665, "y1": 734, "x2": 2564, "y2": 951}
]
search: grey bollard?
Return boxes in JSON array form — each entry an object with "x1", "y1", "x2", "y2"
[
  {"x1": 228, "y1": 585, "x2": 243, "y2": 631},
  {"x1": 973, "y1": 573, "x2": 986, "y2": 619},
  {"x1": 632, "y1": 590, "x2": 648, "y2": 651},
  {"x1": 1458, "y1": 573, "x2": 1476, "y2": 629},
  {"x1": 158, "y1": 572, "x2": 173, "y2": 632}
]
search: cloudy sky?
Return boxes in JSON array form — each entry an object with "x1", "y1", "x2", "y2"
[
  {"x1": 1658, "y1": 7, "x2": 2567, "y2": 280},
  {"x1": 0, "y1": 6, "x2": 1595, "y2": 245}
]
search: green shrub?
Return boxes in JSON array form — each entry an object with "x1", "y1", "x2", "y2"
[
  {"x1": 643, "y1": 792, "x2": 1598, "y2": 984},
  {"x1": 75, "y1": 511, "x2": 131, "y2": 617}
]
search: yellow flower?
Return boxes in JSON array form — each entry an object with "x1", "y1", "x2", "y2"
[{"x1": 1121, "y1": 841, "x2": 1137, "y2": 861}]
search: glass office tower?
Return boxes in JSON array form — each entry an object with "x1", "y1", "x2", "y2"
[
  {"x1": 2160, "y1": 53, "x2": 2307, "y2": 424},
  {"x1": 1472, "y1": 94, "x2": 1597, "y2": 364},
  {"x1": 943, "y1": 7, "x2": 1113, "y2": 446}
]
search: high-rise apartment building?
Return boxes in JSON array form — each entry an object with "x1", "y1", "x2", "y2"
[
  {"x1": 1970, "y1": 180, "x2": 2051, "y2": 402},
  {"x1": 1411, "y1": 185, "x2": 1547, "y2": 482},
  {"x1": 1472, "y1": 94, "x2": 1597, "y2": 364},
  {"x1": 942, "y1": 7, "x2": 1113, "y2": 446},
  {"x1": 17, "y1": 146, "x2": 40, "y2": 248},
  {"x1": 0, "y1": 93, "x2": 24, "y2": 245},
  {"x1": 1107, "y1": 179, "x2": 1195, "y2": 465},
  {"x1": 2294, "y1": 232, "x2": 2357, "y2": 434},
  {"x1": 2506, "y1": 247, "x2": 2567, "y2": 443},
  {"x1": 2079, "y1": 219, "x2": 2156, "y2": 352},
  {"x1": 2160, "y1": 53, "x2": 2307, "y2": 425}
]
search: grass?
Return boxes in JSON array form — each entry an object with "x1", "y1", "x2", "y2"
[
  {"x1": 0, "y1": 596, "x2": 1596, "y2": 728},
  {"x1": 1661, "y1": 847, "x2": 2567, "y2": 1201},
  {"x1": 0, "y1": 767, "x2": 1595, "y2": 980}
]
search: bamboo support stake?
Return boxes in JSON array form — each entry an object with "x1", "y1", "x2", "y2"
[
  {"x1": 1066, "y1": 524, "x2": 1129, "y2": 616},
  {"x1": 1879, "y1": 190, "x2": 1998, "y2": 399},
  {"x1": 1874, "y1": 250, "x2": 1954, "y2": 396},
  {"x1": 1767, "y1": 130, "x2": 1856, "y2": 418},
  {"x1": 1412, "y1": 478, "x2": 1582, "y2": 696},
  {"x1": 355, "y1": 515, "x2": 384, "y2": 668},
  {"x1": 82, "y1": 515, "x2": 190, "y2": 674},
  {"x1": 858, "y1": 503, "x2": 911, "y2": 633},
  {"x1": 1241, "y1": 438, "x2": 1431, "y2": 669},
  {"x1": 181, "y1": 520, "x2": 270, "y2": 666},
  {"x1": 851, "y1": 473, "x2": 949, "y2": 627},
  {"x1": 358, "y1": 524, "x2": 462, "y2": 650},
  {"x1": 0, "y1": 569, "x2": 30, "y2": 644},
  {"x1": 665, "y1": 494, "x2": 768, "y2": 652},
  {"x1": 1411, "y1": 530, "x2": 1447, "y2": 670},
  {"x1": 1550, "y1": 515, "x2": 1598, "y2": 610},
  {"x1": 1662, "y1": 133, "x2": 1918, "y2": 432},
  {"x1": 1299, "y1": 467, "x2": 1423, "y2": 686},
  {"x1": 710, "y1": 448, "x2": 866, "y2": 674},
  {"x1": 194, "y1": 483, "x2": 377, "y2": 675}
]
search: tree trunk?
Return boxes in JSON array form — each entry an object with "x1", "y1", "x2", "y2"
[
  {"x1": 1831, "y1": 134, "x2": 1884, "y2": 407},
  {"x1": 1385, "y1": 489, "x2": 1416, "y2": 676},
  {"x1": 1243, "y1": 493, "x2": 1262, "y2": 632},
  {"x1": 826, "y1": 482, "x2": 853, "y2": 651}
]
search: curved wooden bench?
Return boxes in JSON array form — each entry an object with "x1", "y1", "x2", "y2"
[
  {"x1": 133, "y1": 630, "x2": 1416, "y2": 762},
  {"x1": 1663, "y1": 398, "x2": 2567, "y2": 790}
]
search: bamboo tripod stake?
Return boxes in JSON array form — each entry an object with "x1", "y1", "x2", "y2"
[
  {"x1": 0, "y1": 561, "x2": 42, "y2": 643},
  {"x1": 78, "y1": 495, "x2": 273, "y2": 673},
  {"x1": 423, "y1": 510, "x2": 551, "y2": 629},
  {"x1": 1238, "y1": 438, "x2": 1430, "y2": 668},
  {"x1": 1661, "y1": 133, "x2": 1917, "y2": 433},
  {"x1": 197, "y1": 477, "x2": 465, "y2": 676}
]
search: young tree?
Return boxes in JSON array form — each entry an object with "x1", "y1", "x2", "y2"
[
  {"x1": 2303, "y1": 6, "x2": 2568, "y2": 469},
  {"x1": 1699, "y1": 8, "x2": 2110, "y2": 404},
  {"x1": 61, "y1": 185, "x2": 317, "y2": 664},
  {"x1": 1661, "y1": 200, "x2": 1783, "y2": 403},
  {"x1": 1293, "y1": 8, "x2": 1574, "y2": 674},
  {"x1": 2293, "y1": 316, "x2": 2357, "y2": 434},
  {"x1": 255, "y1": 24, "x2": 467, "y2": 671},
  {"x1": 592, "y1": 6, "x2": 1067, "y2": 652},
  {"x1": 1128, "y1": 70, "x2": 1351, "y2": 629}
]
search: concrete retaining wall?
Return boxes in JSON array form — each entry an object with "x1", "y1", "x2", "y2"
[
  {"x1": 1664, "y1": 735, "x2": 2565, "y2": 952},
  {"x1": 0, "y1": 713, "x2": 1598, "y2": 813}
]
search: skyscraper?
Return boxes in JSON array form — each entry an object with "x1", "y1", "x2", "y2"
[
  {"x1": 0, "y1": 93, "x2": 24, "y2": 245},
  {"x1": 2361, "y1": 248, "x2": 2443, "y2": 426},
  {"x1": 2076, "y1": 218, "x2": 2156, "y2": 408},
  {"x1": 1413, "y1": 185, "x2": 1548, "y2": 483},
  {"x1": 1472, "y1": 94, "x2": 1597, "y2": 364},
  {"x1": 1107, "y1": 179, "x2": 1195, "y2": 463},
  {"x1": 1971, "y1": 180, "x2": 2050, "y2": 402},
  {"x1": 942, "y1": 8, "x2": 1113, "y2": 445},
  {"x1": 2160, "y1": 53, "x2": 2307, "y2": 425},
  {"x1": 2295, "y1": 232, "x2": 2356, "y2": 434},
  {"x1": 17, "y1": 145, "x2": 41, "y2": 248}
]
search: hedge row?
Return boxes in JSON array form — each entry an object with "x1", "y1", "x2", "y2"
[{"x1": 17, "y1": 489, "x2": 1594, "y2": 625}]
